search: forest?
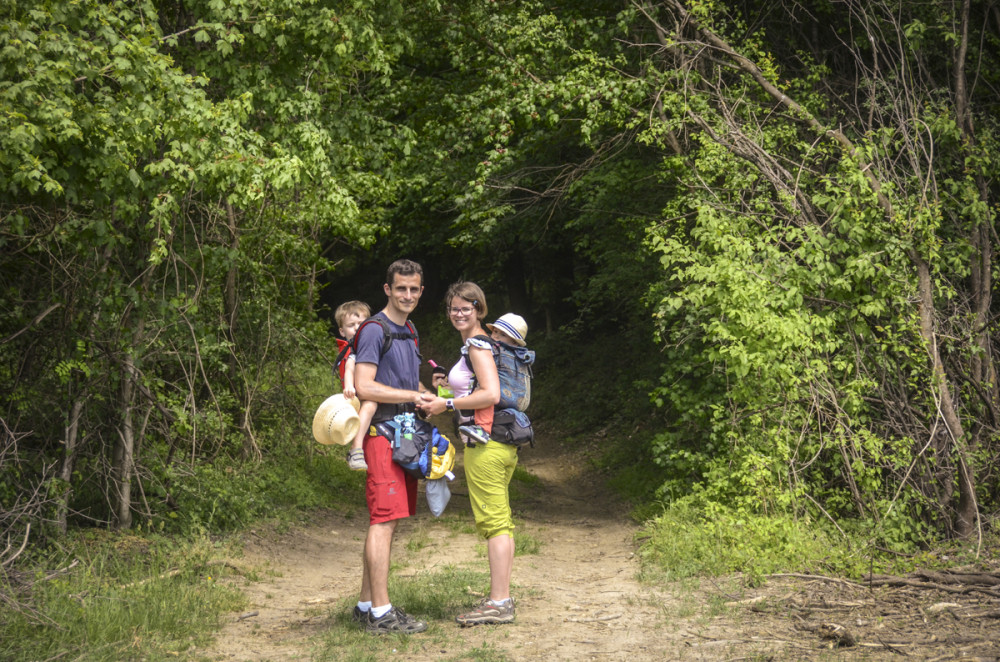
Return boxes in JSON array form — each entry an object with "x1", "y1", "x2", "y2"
[{"x1": 3, "y1": 0, "x2": 1000, "y2": 630}]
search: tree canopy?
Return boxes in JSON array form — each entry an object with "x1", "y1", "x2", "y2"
[{"x1": 3, "y1": 0, "x2": 1000, "y2": 568}]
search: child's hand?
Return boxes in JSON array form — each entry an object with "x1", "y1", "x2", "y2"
[{"x1": 343, "y1": 386, "x2": 356, "y2": 399}]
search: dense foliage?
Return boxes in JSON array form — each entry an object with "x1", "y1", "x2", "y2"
[
  {"x1": 3, "y1": 0, "x2": 1000, "y2": 586},
  {"x1": 0, "y1": 0, "x2": 412, "y2": 538},
  {"x1": 379, "y1": 0, "x2": 1000, "y2": 561}
]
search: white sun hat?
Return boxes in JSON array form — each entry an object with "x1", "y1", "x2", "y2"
[
  {"x1": 312, "y1": 394, "x2": 362, "y2": 445},
  {"x1": 486, "y1": 313, "x2": 528, "y2": 347}
]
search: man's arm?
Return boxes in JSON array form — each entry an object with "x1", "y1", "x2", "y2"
[{"x1": 355, "y1": 361, "x2": 431, "y2": 406}]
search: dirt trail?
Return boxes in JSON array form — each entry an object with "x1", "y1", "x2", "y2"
[
  {"x1": 198, "y1": 427, "x2": 697, "y2": 661},
  {"x1": 199, "y1": 426, "x2": 1000, "y2": 661}
]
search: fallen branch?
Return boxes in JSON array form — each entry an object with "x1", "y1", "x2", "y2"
[
  {"x1": 119, "y1": 559, "x2": 243, "y2": 589},
  {"x1": 1, "y1": 522, "x2": 31, "y2": 568},
  {"x1": 866, "y1": 576, "x2": 1000, "y2": 598},
  {"x1": 767, "y1": 572, "x2": 866, "y2": 588},
  {"x1": 565, "y1": 612, "x2": 622, "y2": 623}
]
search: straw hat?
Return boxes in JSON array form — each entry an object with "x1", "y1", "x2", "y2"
[
  {"x1": 312, "y1": 394, "x2": 361, "y2": 445},
  {"x1": 486, "y1": 313, "x2": 528, "y2": 347}
]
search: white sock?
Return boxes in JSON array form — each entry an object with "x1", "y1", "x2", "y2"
[
  {"x1": 489, "y1": 598, "x2": 511, "y2": 606},
  {"x1": 357, "y1": 601, "x2": 372, "y2": 613},
  {"x1": 371, "y1": 603, "x2": 392, "y2": 619}
]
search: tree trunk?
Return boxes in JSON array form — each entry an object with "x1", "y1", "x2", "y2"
[
  {"x1": 114, "y1": 353, "x2": 137, "y2": 529},
  {"x1": 223, "y1": 201, "x2": 260, "y2": 460},
  {"x1": 914, "y1": 256, "x2": 977, "y2": 538},
  {"x1": 55, "y1": 398, "x2": 84, "y2": 535}
]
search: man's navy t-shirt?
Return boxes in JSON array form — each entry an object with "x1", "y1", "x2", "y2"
[{"x1": 353, "y1": 312, "x2": 420, "y2": 392}]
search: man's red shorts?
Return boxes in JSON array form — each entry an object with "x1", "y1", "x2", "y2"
[{"x1": 363, "y1": 432, "x2": 417, "y2": 524}]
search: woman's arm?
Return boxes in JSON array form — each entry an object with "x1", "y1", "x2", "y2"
[
  {"x1": 422, "y1": 345, "x2": 499, "y2": 416},
  {"x1": 355, "y1": 361, "x2": 432, "y2": 406}
]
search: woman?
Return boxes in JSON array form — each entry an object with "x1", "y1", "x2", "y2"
[{"x1": 423, "y1": 281, "x2": 517, "y2": 626}]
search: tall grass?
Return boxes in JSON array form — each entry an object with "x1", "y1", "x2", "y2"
[
  {"x1": 0, "y1": 451, "x2": 364, "y2": 661},
  {"x1": 0, "y1": 534, "x2": 245, "y2": 662}
]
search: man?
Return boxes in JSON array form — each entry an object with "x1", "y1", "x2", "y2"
[{"x1": 351, "y1": 259, "x2": 434, "y2": 635}]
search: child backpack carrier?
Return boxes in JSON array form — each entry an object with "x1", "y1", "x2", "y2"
[
  {"x1": 332, "y1": 315, "x2": 420, "y2": 391},
  {"x1": 493, "y1": 339, "x2": 534, "y2": 411},
  {"x1": 466, "y1": 336, "x2": 536, "y2": 447},
  {"x1": 465, "y1": 336, "x2": 534, "y2": 410}
]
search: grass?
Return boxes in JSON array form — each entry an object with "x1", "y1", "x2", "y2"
[
  {"x1": 313, "y1": 566, "x2": 493, "y2": 661},
  {"x1": 514, "y1": 529, "x2": 541, "y2": 555},
  {"x1": 0, "y1": 448, "x2": 366, "y2": 662},
  {"x1": 0, "y1": 533, "x2": 247, "y2": 662}
]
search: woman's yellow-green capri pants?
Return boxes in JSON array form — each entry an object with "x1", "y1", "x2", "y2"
[{"x1": 464, "y1": 441, "x2": 518, "y2": 539}]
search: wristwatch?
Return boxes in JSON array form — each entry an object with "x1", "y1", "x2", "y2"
[{"x1": 445, "y1": 398, "x2": 454, "y2": 411}]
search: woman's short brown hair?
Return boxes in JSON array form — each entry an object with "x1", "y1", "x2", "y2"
[{"x1": 444, "y1": 281, "x2": 488, "y2": 321}]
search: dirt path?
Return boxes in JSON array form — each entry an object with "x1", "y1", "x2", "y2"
[{"x1": 199, "y1": 427, "x2": 1000, "y2": 661}]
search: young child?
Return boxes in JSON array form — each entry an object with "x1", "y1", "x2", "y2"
[
  {"x1": 334, "y1": 300, "x2": 376, "y2": 471},
  {"x1": 487, "y1": 313, "x2": 528, "y2": 349}
]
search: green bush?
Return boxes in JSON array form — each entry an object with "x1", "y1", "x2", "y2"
[
  {"x1": 638, "y1": 498, "x2": 846, "y2": 584},
  {"x1": 152, "y1": 451, "x2": 364, "y2": 535}
]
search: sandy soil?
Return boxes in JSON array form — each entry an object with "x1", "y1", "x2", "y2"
[{"x1": 198, "y1": 424, "x2": 1000, "y2": 661}]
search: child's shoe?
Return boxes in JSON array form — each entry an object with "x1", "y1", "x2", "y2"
[
  {"x1": 346, "y1": 448, "x2": 368, "y2": 471},
  {"x1": 459, "y1": 425, "x2": 491, "y2": 446}
]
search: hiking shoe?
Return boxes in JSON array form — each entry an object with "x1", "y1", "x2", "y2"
[
  {"x1": 366, "y1": 606, "x2": 428, "y2": 635},
  {"x1": 351, "y1": 605, "x2": 368, "y2": 626},
  {"x1": 459, "y1": 425, "x2": 491, "y2": 446},
  {"x1": 346, "y1": 448, "x2": 367, "y2": 471},
  {"x1": 456, "y1": 597, "x2": 515, "y2": 626}
]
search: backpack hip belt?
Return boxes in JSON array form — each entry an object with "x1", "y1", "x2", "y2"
[{"x1": 371, "y1": 402, "x2": 416, "y2": 424}]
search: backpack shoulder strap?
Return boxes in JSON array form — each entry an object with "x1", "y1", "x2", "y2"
[
  {"x1": 354, "y1": 314, "x2": 419, "y2": 359},
  {"x1": 334, "y1": 342, "x2": 353, "y2": 367},
  {"x1": 463, "y1": 334, "x2": 498, "y2": 370},
  {"x1": 352, "y1": 316, "x2": 391, "y2": 358}
]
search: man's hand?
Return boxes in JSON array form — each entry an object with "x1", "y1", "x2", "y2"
[{"x1": 420, "y1": 396, "x2": 448, "y2": 417}]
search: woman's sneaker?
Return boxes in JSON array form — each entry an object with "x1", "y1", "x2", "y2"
[
  {"x1": 346, "y1": 448, "x2": 367, "y2": 471},
  {"x1": 456, "y1": 597, "x2": 515, "y2": 626},
  {"x1": 458, "y1": 425, "x2": 491, "y2": 446},
  {"x1": 365, "y1": 606, "x2": 427, "y2": 635}
]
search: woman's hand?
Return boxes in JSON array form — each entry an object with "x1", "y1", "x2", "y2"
[
  {"x1": 420, "y1": 396, "x2": 448, "y2": 417},
  {"x1": 343, "y1": 386, "x2": 356, "y2": 400}
]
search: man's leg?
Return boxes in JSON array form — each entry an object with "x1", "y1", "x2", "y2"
[{"x1": 363, "y1": 519, "x2": 397, "y2": 607}]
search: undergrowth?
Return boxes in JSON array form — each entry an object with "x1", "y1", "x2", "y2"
[
  {"x1": 0, "y1": 451, "x2": 364, "y2": 661},
  {"x1": 529, "y1": 322, "x2": 991, "y2": 585}
]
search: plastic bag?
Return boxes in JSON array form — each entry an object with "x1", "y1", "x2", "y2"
[{"x1": 425, "y1": 478, "x2": 451, "y2": 517}]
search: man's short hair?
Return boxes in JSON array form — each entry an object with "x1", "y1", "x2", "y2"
[
  {"x1": 335, "y1": 300, "x2": 371, "y2": 328},
  {"x1": 386, "y1": 259, "x2": 423, "y2": 287}
]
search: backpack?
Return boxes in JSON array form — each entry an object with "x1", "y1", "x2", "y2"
[
  {"x1": 375, "y1": 413, "x2": 455, "y2": 480},
  {"x1": 332, "y1": 315, "x2": 420, "y2": 390},
  {"x1": 492, "y1": 408, "x2": 535, "y2": 448},
  {"x1": 463, "y1": 336, "x2": 537, "y2": 448},
  {"x1": 466, "y1": 335, "x2": 535, "y2": 412}
]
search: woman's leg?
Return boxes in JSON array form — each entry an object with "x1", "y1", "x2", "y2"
[
  {"x1": 487, "y1": 533, "x2": 514, "y2": 601},
  {"x1": 464, "y1": 443, "x2": 518, "y2": 598}
]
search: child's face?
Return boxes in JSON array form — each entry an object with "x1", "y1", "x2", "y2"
[
  {"x1": 491, "y1": 329, "x2": 518, "y2": 345},
  {"x1": 339, "y1": 312, "x2": 366, "y2": 341},
  {"x1": 431, "y1": 373, "x2": 449, "y2": 388}
]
